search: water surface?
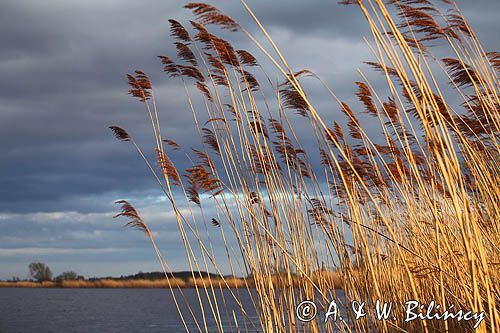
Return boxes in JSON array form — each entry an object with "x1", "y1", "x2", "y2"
[
  {"x1": 0, "y1": 288, "x2": 259, "y2": 333},
  {"x1": 0, "y1": 288, "x2": 350, "y2": 332}
]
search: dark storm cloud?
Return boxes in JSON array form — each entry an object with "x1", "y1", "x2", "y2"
[{"x1": 0, "y1": 0, "x2": 498, "y2": 278}]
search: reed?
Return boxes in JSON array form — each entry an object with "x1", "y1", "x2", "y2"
[
  {"x1": 0, "y1": 278, "x2": 225, "y2": 288},
  {"x1": 0, "y1": 281, "x2": 47, "y2": 288},
  {"x1": 111, "y1": 0, "x2": 499, "y2": 332}
]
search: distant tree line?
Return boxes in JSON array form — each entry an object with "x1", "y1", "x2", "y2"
[
  {"x1": 90, "y1": 271, "x2": 222, "y2": 281},
  {"x1": 27, "y1": 262, "x2": 83, "y2": 282},
  {"x1": 4, "y1": 263, "x2": 229, "y2": 283}
]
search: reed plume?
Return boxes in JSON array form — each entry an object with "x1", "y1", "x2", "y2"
[{"x1": 111, "y1": 1, "x2": 500, "y2": 332}]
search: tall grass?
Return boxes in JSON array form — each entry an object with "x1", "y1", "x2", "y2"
[
  {"x1": 110, "y1": 0, "x2": 499, "y2": 331},
  {"x1": 0, "y1": 279, "x2": 186, "y2": 288},
  {"x1": 0, "y1": 278, "x2": 253, "y2": 289}
]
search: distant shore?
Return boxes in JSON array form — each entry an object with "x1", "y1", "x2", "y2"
[
  {"x1": 0, "y1": 271, "x2": 343, "y2": 289},
  {"x1": 0, "y1": 277, "x2": 247, "y2": 289}
]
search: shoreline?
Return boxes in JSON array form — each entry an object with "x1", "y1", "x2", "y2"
[
  {"x1": 0, "y1": 278, "x2": 248, "y2": 289},
  {"x1": 0, "y1": 272, "x2": 343, "y2": 289}
]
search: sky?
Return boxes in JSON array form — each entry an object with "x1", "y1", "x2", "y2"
[{"x1": 0, "y1": 0, "x2": 498, "y2": 280}]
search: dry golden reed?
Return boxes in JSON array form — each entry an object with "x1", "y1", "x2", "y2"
[{"x1": 110, "y1": 0, "x2": 499, "y2": 332}]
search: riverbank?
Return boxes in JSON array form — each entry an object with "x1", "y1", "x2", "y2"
[
  {"x1": 0, "y1": 270, "x2": 343, "y2": 289},
  {"x1": 0, "y1": 277, "x2": 246, "y2": 288}
]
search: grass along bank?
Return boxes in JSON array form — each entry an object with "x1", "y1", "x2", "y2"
[{"x1": 0, "y1": 270, "x2": 344, "y2": 289}]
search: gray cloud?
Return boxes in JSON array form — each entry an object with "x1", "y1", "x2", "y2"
[{"x1": 0, "y1": 0, "x2": 498, "y2": 279}]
